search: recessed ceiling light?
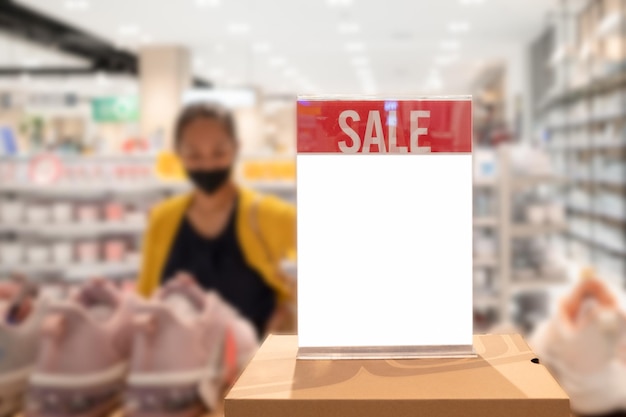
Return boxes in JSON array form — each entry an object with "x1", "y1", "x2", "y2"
[
  {"x1": 434, "y1": 55, "x2": 460, "y2": 67},
  {"x1": 356, "y1": 67, "x2": 373, "y2": 78},
  {"x1": 338, "y1": 22, "x2": 360, "y2": 34},
  {"x1": 269, "y1": 56, "x2": 288, "y2": 67},
  {"x1": 448, "y1": 21, "x2": 470, "y2": 33},
  {"x1": 118, "y1": 25, "x2": 140, "y2": 37},
  {"x1": 228, "y1": 23, "x2": 251, "y2": 35},
  {"x1": 21, "y1": 58, "x2": 42, "y2": 68},
  {"x1": 327, "y1": 0, "x2": 353, "y2": 7},
  {"x1": 64, "y1": 0, "x2": 89, "y2": 10},
  {"x1": 193, "y1": 57, "x2": 205, "y2": 70},
  {"x1": 351, "y1": 56, "x2": 369, "y2": 66},
  {"x1": 225, "y1": 77, "x2": 241, "y2": 85},
  {"x1": 440, "y1": 40, "x2": 460, "y2": 50},
  {"x1": 253, "y1": 42, "x2": 271, "y2": 54},
  {"x1": 207, "y1": 68, "x2": 224, "y2": 78},
  {"x1": 195, "y1": 0, "x2": 220, "y2": 7},
  {"x1": 283, "y1": 67, "x2": 298, "y2": 78},
  {"x1": 96, "y1": 72, "x2": 108, "y2": 86},
  {"x1": 345, "y1": 42, "x2": 366, "y2": 52},
  {"x1": 140, "y1": 34, "x2": 153, "y2": 44}
]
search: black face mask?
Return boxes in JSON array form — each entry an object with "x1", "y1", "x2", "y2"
[{"x1": 187, "y1": 167, "x2": 231, "y2": 195}]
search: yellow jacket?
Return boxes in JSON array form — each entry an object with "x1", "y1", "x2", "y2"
[{"x1": 137, "y1": 187, "x2": 296, "y2": 300}]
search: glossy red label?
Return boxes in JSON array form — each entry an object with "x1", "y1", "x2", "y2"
[{"x1": 297, "y1": 99, "x2": 472, "y2": 154}]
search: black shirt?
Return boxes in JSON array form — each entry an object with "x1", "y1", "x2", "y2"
[{"x1": 161, "y1": 202, "x2": 276, "y2": 338}]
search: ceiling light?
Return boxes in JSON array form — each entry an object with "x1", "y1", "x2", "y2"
[
  {"x1": 269, "y1": 56, "x2": 288, "y2": 67},
  {"x1": 356, "y1": 67, "x2": 373, "y2": 78},
  {"x1": 253, "y1": 42, "x2": 271, "y2": 54},
  {"x1": 338, "y1": 22, "x2": 360, "y2": 34},
  {"x1": 207, "y1": 68, "x2": 224, "y2": 78},
  {"x1": 228, "y1": 23, "x2": 251, "y2": 35},
  {"x1": 345, "y1": 42, "x2": 366, "y2": 52},
  {"x1": 21, "y1": 58, "x2": 42, "y2": 68},
  {"x1": 193, "y1": 57, "x2": 205, "y2": 70},
  {"x1": 440, "y1": 40, "x2": 460, "y2": 50},
  {"x1": 225, "y1": 77, "x2": 241, "y2": 86},
  {"x1": 118, "y1": 25, "x2": 140, "y2": 37},
  {"x1": 434, "y1": 55, "x2": 460, "y2": 67},
  {"x1": 351, "y1": 56, "x2": 369, "y2": 66},
  {"x1": 195, "y1": 0, "x2": 220, "y2": 7},
  {"x1": 283, "y1": 67, "x2": 298, "y2": 78},
  {"x1": 327, "y1": 0, "x2": 353, "y2": 7},
  {"x1": 140, "y1": 34, "x2": 153, "y2": 44},
  {"x1": 448, "y1": 21, "x2": 470, "y2": 33},
  {"x1": 64, "y1": 0, "x2": 89, "y2": 10},
  {"x1": 362, "y1": 83, "x2": 377, "y2": 95},
  {"x1": 96, "y1": 72, "x2": 108, "y2": 86}
]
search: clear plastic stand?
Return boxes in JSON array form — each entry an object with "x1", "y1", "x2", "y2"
[{"x1": 296, "y1": 95, "x2": 475, "y2": 360}]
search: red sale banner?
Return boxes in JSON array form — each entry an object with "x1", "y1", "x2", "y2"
[{"x1": 297, "y1": 98, "x2": 472, "y2": 154}]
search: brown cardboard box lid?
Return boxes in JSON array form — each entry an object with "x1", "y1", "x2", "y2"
[{"x1": 225, "y1": 334, "x2": 569, "y2": 417}]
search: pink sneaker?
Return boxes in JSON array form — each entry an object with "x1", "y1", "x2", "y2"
[
  {"x1": 0, "y1": 280, "x2": 47, "y2": 417},
  {"x1": 26, "y1": 279, "x2": 135, "y2": 417},
  {"x1": 125, "y1": 276, "x2": 257, "y2": 417}
]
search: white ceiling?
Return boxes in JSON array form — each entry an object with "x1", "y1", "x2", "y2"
[{"x1": 11, "y1": 0, "x2": 556, "y2": 96}]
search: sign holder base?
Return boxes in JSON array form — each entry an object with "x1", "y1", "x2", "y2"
[{"x1": 297, "y1": 344, "x2": 476, "y2": 360}]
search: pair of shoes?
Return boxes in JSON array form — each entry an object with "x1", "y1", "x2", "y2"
[
  {"x1": 24, "y1": 277, "x2": 257, "y2": 417},
  {"x1": 126, "y1": 277, "x2": 257, "y2": 417},
  {"x1": 26, "y1": 278, "x2": 134, "y2": 417},
  {"x1": 0, "y1": 279, "x2": 47, "y2": 417}
]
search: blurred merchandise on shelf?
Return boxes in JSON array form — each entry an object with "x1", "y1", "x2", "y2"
[
  {"x1": 126, "y1": 275, "x2": 258, "y2": 415},
  {"x1": 0, "y1": 277, "x2": 48, "y2": 417}
]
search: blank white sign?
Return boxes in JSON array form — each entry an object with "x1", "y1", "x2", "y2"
[{"x1": 297, "y1": 154, "x2": 473, "y2": 349}]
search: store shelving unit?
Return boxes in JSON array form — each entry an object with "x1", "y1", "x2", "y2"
[
  {"x1": 0, "y1": 154, "x2": 297, "y2": 281},
  {"x1": 473, "y1": 146, "x2": 570, "y2": 332},
  {"x1": 532, "y1": 0, "x2": 626, "y2": 287}
]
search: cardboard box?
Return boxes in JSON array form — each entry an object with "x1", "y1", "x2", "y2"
[{"x1": 225, "y1": 334, "x2": 569, "y2": 417}]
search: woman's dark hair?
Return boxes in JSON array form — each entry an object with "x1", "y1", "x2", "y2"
[{"x1": 174, "y1": 102, "x2": 237, "y2": 146}]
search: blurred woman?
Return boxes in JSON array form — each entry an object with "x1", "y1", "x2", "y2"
[{"x1": 138, "y1": 103, "x2": 295, "y2": 338}]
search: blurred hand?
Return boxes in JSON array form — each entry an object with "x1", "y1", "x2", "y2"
[
  {"x1": 0, "y1": 282, "x2": 18, "y2": 300},
  {"x1": 562, "y1": 274, "x2": 617, "y2": 325},
  {"x1": 173, "y1": 271, "x2": 198, "y2": 286}
]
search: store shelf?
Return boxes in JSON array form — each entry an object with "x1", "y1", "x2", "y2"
[
  {"x1": 510, "y1": 175, "x2": 566, "y2": 189},
  {"x1": 473, "y1": 293, "x2": 500, "y2": 308},
  {"x1": 473, "y1": 178, "x2": 497, "y2": 188},
  {"x1": 510, "y1": 276, "x2": 570, "y2": 292},
  {"x1": 0, "y1": 220, "x2": 146, "y2": 238},
  {"x1": 0, "y1": 181, "x2": 190, "y2": 197},
  {"x1": 546, "y1": 141, "x2": 626, "y2": 151},
  {"x1": 567, "y1": 205, "x2": 626, "y2": 224},
  {"x1": 240, "y1": 181, "x2": 296, "y2": 194},
  {"x1": 546, "y1": 112, "x2": 626, "y2": 130},
  {"x1": 473, "y1": 217, "x2": 498, "y2": 227},
  {"x1": 566, "y1": 230, "x2": 626, "y2": 257},
  {"x1": 541, "y1": 67, "x2": 626, "y2": 111},
  {"x1": 0, "y1": 260, "x2": 139, "y2": 280},
  {"x1": 474, "y1": 257, "x2": 497, "y2": 268},
  {"x1": 510, "y1": 223, "x2": 567, "y2": 238}
]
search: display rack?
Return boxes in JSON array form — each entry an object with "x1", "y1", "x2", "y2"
[
  {"x1": 0, "y1": 154, "x2": 296, "y2": 282},
  {"x1": 532, "y1": 0, "x2": 626, "y2": 288},
  {"x1": 473, "y1": 146, "x2": 569, "y2": 333}
]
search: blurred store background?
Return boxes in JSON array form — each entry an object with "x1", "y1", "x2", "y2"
[{"x1": 0, "y1": 0, "x2": 624, "y2": 342}]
